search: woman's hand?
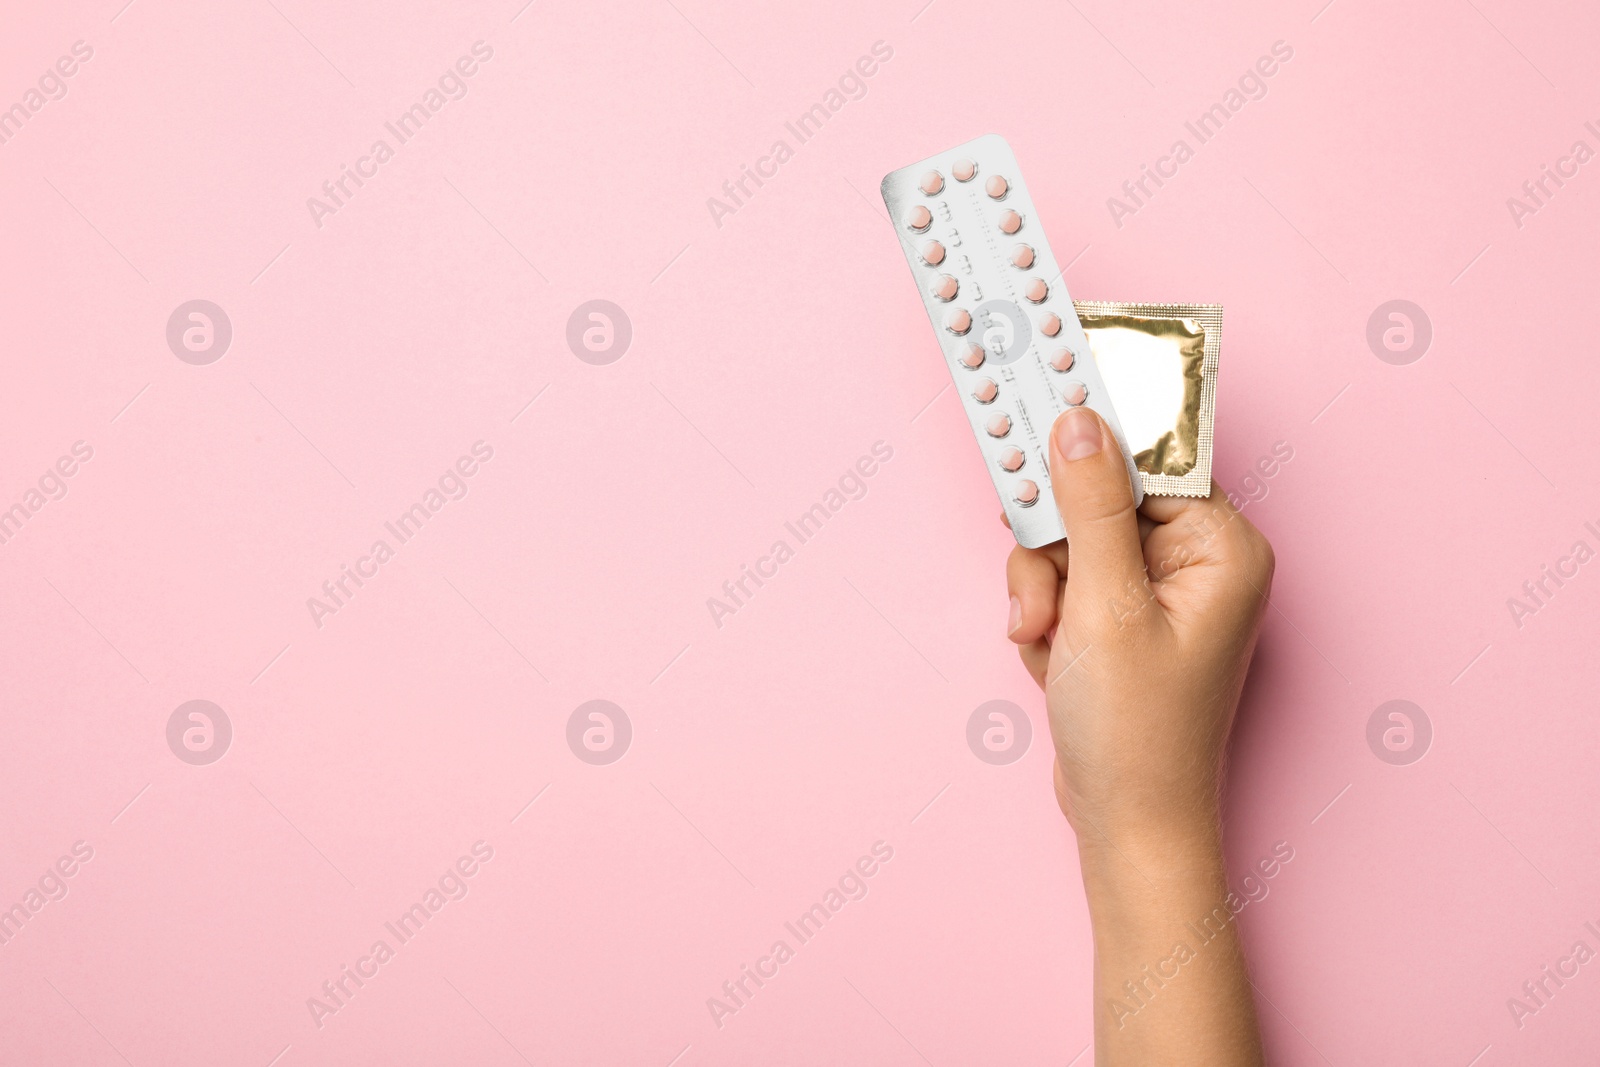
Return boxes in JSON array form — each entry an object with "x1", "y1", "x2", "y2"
[
  {"x1": 1007, "y1": 405, "x2": 1274, "y2": 1065},
  {"x1": 1007, "y1": 406, "x2": 1275, "y2": 843}
]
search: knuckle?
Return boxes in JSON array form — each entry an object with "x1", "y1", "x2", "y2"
[
  {"x1": 1006, "y1": 546, "x2": 1040, "y2": 587},
  {"x1": 1235, "y1": 523, "x2": 1275, "y2": 585},
  {"x1": 1212, "y1": 507, "x2": 1253, "y2": 547},
  {"x1": 1072, "y1": 493, "x2": 1138, "y2": 530},
  {"x1": 1255, "y1": 535, "x2": 1277, "y2": 586}
]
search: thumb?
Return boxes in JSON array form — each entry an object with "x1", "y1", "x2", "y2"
[{"x1": 1048, "y1": 407, "x2": 1146, "y2": 598}]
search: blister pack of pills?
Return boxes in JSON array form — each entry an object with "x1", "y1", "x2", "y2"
[{"x1": 880, "y1": 134, "x2": 1144, "y2": 548}]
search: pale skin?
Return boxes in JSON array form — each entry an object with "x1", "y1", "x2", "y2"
[{"x1": 1006, "y1": 406, "x2": 1275, "y2": 1066}]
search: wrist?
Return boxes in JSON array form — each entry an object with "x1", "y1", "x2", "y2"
[
  {"x1": 1069, "y1": 804, "x2": 1222, "y2": 871},
  {"x1": 1077, "y1": 819, "x2": 1264, "y2": 1065},
  {"x1": 1074, "y1": 818, "x2": 1228, "y2": 923}
]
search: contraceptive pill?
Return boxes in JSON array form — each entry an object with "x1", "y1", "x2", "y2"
[{"x1": 881, "y1": 135, "x2": 1144, "y2": 548}]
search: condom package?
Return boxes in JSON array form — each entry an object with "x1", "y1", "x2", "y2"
[
  {"x1": 1076, "y1": 301, "x2": 1220, "y2": 498},
  {"x1": 881, "y1": 135, "x2": 1221, "y2": 545}
]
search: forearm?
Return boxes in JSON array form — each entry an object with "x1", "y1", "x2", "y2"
[{"x1": 1077, "y1": 825, "x2": 1264, "y2": 1066}]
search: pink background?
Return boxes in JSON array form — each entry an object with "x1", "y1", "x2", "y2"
[{"x1": 3, "y1": 0, "x2": 1598, "y2": 1063}]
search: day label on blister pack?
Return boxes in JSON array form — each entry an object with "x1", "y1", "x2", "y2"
[{"x1": 880, "y1": 133, "x2": 1143, "y2": 548}]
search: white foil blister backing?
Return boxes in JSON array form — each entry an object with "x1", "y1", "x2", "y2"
[{"x1": 881, "y1": 134, "x2": 1144, "y2": 549}]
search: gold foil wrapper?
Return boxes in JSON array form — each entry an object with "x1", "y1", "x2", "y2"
[{"x1": 1074, "y1": 301, "x2": 1222, "y2": 497}]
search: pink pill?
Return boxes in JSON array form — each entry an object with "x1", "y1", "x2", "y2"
[
  {"x1": 1010, "y1": 244, "x2": 1035, "y2": 269},
  {"x1": 972, "y1": 378, "x2": 998, "y2": 404},
  {"x1": 952, "y1": 158, "x2": 977, "y2": 182},
  {"x1": 1039, "y1": 313, "x2": 1062, "y2": 337},
  {"x1": 920, "y1": 240, "x2": 946, "y2": 266},
  {"x1": 1013, "y1": 479, "x2": 1040, "y2": 506},
  {"x1": 1025, "y1": 278, "x2": 1049, "y2": 303},
  {"x1": 919, "y1": 170, "x2": 944, "y2": 195},
  {"x1": 986, "y1": 412, "x2": 1011, "y2": 438},
  {"x1": 945, "y1": 309, "x2": 972, "y2": 335},
  {"x1": 959, "y1": 343, "x2": 985, "y2": 369},
  {"x1": 1062, "y1": 381, "x2": 1088, "y2": 406},
  {"x1": 1050, "y1": 348, "x2": 1076, "y2": 372},
  {"x1": 905, "y1": 205, "x2": 932, "y2": 232},
  {"x1": 998, "y1": 210, "x2": 1022, "y2": 235},
  {"x1": 930, "y1": 274, "x2": 959, "y2": 301},
  {"x1": 998, "y1": 447, "x2": 1025, "y2": 472},
  {"x1": 986, "y1": 175, "x2": 1009, "y2": 199}
]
